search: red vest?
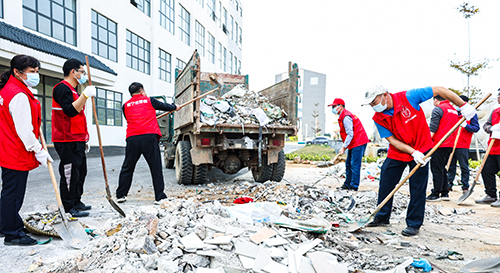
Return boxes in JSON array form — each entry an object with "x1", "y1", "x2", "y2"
[
  {"x1": 488, "y1": 108, "x2": 500, "y2": 155},
  {"x1": 124, "y1": 95, "x2": 161, "y2": 139},
  {"x1": 432, "y1": 100, "x2": 459, "y2": 148},
  {"x1": 338, "y1": 109, "x2": 369, "y2": 149},
  {"x1": 372, "y1": 91, "x2": 433, "y2": 162},
  {"x1": 457, "y1": 118, "x2": 474, "y2": 149},
  {"x1": 0, "y1": 75, "x2": 42, "y2": 171},
  {"x1": 51, "y1": 81, "x2": 89, "y2": 142}
]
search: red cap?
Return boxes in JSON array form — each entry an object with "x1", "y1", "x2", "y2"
[{"x1": 328, "y1": 98, "x2": 345, "y2": 107}]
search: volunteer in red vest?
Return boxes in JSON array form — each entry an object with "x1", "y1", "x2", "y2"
[
  {"x1": 426, "y1": 96, "x2": 460, "y2": 202},
  {"x1": 116, "y1": 82, "x2": 179, "y2": 204},
  {"x1": 447, "y1": 95, "x2": 479, "y2": 194},
  {"x1": 329, "y1": 98, "x2": 369, "y2": 191},
  {"x1": 362, "y1": 85, "x2": 475, "y2": 236},
  {"x1": 0, "y1": 54, "x2": 53, "y2": 245},
  {"x1": 52, "y1": 58, "x2": 96, "y2": 218},
  {"x1": 477, "y1": 88, "x2": 500, "y2": 208}
]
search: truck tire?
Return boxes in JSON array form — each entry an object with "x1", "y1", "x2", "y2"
[
  {"x1": 175, "y1": 141, "x2": 193, "y2": 185},
  {"x1": 271, "y1": 150, "x2": 286, "y2": 182},
  {"x1": 192, "y1": 164, "x2": 208, "y2": 184},
  {"x1": 164, "y1": 143, "x2": 175, "y2": 169},
  {"x1": 166, "y1": 159, "x2": 175, "y2": 169},
  {"x1": 252, "y1": 159, "x2": 273, "y2": 183}
]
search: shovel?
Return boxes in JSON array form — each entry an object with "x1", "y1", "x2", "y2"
[
  {"x1": 39, "y1": 129, "x2": 88, "y2": 248},
  {"x1": 85, "y1": 56, "x2": 126, "y2": 217},
  {"x1": 349, "y1": 93, "x2": 491, "y2": 233},
  {"x1": 457, "y1": 138, "x2": 495, "y2": 204},
  {"x1": 445, "y1": 127, "x2": 462, "y2": 171},
  {"x1": 460, "y1": 257, "x2": 500, "y2": 273}
]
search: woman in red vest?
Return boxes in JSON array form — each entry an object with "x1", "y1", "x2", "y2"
[
  {"x1": 0, "y1": 54, "x2": 53, "y2": 245},
  {"x1": 329, "y1": 98, "x2": 369, "y2": 191}
]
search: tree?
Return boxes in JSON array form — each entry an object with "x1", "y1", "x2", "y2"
[{"x1": 311, "y1": 103, "x2": 322, "y2": 136}]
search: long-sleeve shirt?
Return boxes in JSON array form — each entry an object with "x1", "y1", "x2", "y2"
[
  {"x1": 484, "y1": 112, "x2": 495, "y2": 134},
  {"x1": 10, "y1": 92, "x2": 42, "y2": 153},
  {"x1": 122, "y1": 97, "x2": 176, "y2": 119},
  {"x1": 342, "y1": 115, "x2": 354, "y2": 148}
]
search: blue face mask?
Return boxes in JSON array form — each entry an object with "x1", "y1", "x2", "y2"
[
  {"x1": 23, "y1": 72, "x2": 40, "y2": 87},
  {"x1": 372, "y1": 95, "x2": 387, "y2": 113},
  {"x1": 331, "y1": 106, "x2": 338, "y2": 115},
  {"x1": 76, "y1": 74, "x2": 87, "y2": 85}
]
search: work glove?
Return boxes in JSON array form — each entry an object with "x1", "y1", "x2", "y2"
[
  {"x1": 85, "y1": 142, "x2": 91, "y2": 154},
  {"x1": 82, "y1": 86, "x2": 96, "y2": 98},
  {"x1": 491, "y1": 124, "x2": 500, "y2": 132},
  {"x1": 492, "y1": 131, "x2": 500, "y2": 139},
  {"x1": 411, "y1": 150, "x2": 430, "y2": 167},
  {"x1": 35, "y1": 149, "x2": 54, "y2": 168},
  {"x1": 460, "y1": 121, "x2": 467, "y2": 128},
  {"x1": 460, "y1": 103, "x2": 476, "y2": 121}
]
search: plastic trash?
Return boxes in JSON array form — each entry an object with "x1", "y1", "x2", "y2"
[
  {"x1": 213, "y1": 100, "x2": 231, "y2": 112},
  {"x1": 411, "y1": 258, "x2": 432, "y2": 272},
  {"x1": 200, "y1": 100, "x2": 216, "y2": 125},
  {"x1": 275, "y1": 214, "x2": 332, "y2": 234},
  {"x1": 233, "y1": 197, "x2": 254, "y2": 204},
  {"x1": 222, "y1": 84, "x2": 247, "y2": 98},
  {"x1": 251, "y1": 108, "x2": 271, "y2": 125},
  {"x1": 226, "y1": 202, "x2": 282, "y2": 224}
]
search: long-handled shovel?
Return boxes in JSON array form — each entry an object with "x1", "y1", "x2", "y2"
[
  {"x1": 349, "y1": 93, "x2": 491, "y2": 232},
  {"x1": 39, "y1": 129, "x2": 88, "y2": 248},
  {"x1": 445, "y1": 127, "x2": 462, "y2": 171},
  {"x1": 156, "y1": 74, "x2": 223, "y2": 120},
  {"x1": 457, "y1": 138, "x2": 495, "y2": 204},
  {"x1": 85, "y1": 56, "x2": 125, "y2": 217}
]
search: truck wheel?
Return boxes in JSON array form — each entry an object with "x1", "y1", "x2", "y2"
[
  {"x1": 192, "y1": 164, "x2": 208, "y2": 184},
  {"x1": 165, "y1": 143, "x2": 175, "y2": 169},
  {"x1": 175, "y1": 141, "x2": 193, "y2": 184},
  {"x1": 271, "y1": 150, "x2": 286, "y2": 182},
  {"x1": 252, "y1": 162, "x2": 273, "y2": 183}
]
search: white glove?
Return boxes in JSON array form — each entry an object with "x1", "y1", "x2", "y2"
[
  {"x1": 35, "y1": 149, "x2": 54, "y2": 168},
  {"x1": 82, "y1": 86, "x2": 96, "y2": 98},
  {"x1": 460, "y1": 103, "x2": 476, "y2": 121},
  {"x1": 460, "y1": 121, "x2": 467, "y2": 128},
  {"x1": 85, "y1": 143, "x2": 91, "y2": 154},
  {"x1": 492, "y1": 131, "x2": 500, "y2": 139},
  {"x1": 411, "y1": 150, "x2": 430, "y2": 167},
  {"x1": 491, "y1": 124, "x2": 500, "y2": 132}
]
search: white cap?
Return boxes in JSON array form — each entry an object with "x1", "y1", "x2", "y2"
[{"x1": 362, "y1": 85, "x2": 388, "y2": 106}]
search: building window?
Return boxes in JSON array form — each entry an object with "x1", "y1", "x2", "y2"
[
  {"x1": 22, "y1": 0, "x2": 77, "y2": 45},
  {"x1": 196, "y1": 0, "x2": 203, "y2": 8},
  {"x1": 94, "y1": 88, "x2": 123, "y2": 126},
  {"x1": 238, "y1": 60, "x2": 241, "y2": 74},
  {"x1": 218, "y1": 42, "x2": 222, "y2": 69},
  {"x1": 195, "y1": 21, "x2": 205, "y2": 56},
  {"x1": 235, "y1": 22, "x2": 239, "y2": 45},
  {"x1": 239, "y1": 26, "x2": 242, "y2": 44},
  {"x1": 159, "y1": 0, "x2": 174, "y2": 34},
  {"x1": 131, "y1": 0, "x2": 150, "y2": 17},
  {"x1": 207, "y1": 33, "x2": 215, "y2": 64},
  {"x1": 223, "y1": 47, "x2": 227, "y2": 72},
  {"x1": 91, "y1": 11, "x2": 117, "y2": 62},
  {"x1": 207, "y1": 0, "x2": 215, "y2": 21},
  {"x1": 159, "y1": 49, "x2": 171, "y2": 83},
  {"x1": 229, "y1": 51, "x2": 233, "y2": 74},
  {"x1": 230, "y1": 15, "x2": 233, "y2": 40},
  {"x1": 234, "y1": 55, "x2": 237, "y2": 75},
  {"x1": 0, "y1": 0, "x2": 3, "y2": 18},
  {"x1": 176, "y1": 58, "x2": 186, "y2": 72},
  {"x1": 126, "y1": 30, "x2": 150, "y2": 74},
  {"x1": 179, "y1": 5, "x2": 190, "y2": 46},
  {"x1": 222, "y1": 7, "x2": 227, "y2": 34},
  {"x1": 218, "y1": 1, "x2": 222, "y2": 28}
]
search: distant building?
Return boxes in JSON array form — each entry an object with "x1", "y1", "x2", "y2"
[
  {"x1": 276, "y1": 68, "x2": 326, "y2": 141},
  {"x1": 0, "y1": 0, "x2": 243, "y2": 147}
]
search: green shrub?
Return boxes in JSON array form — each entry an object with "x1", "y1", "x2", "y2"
[
  {"x1": 362, "y1": 156, "x2": 378, "y2": 163},
  {"x1": 468, "y1": 159, "x2": 481, "y2": 169}
]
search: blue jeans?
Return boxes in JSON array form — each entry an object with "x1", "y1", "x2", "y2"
[
  {"x1": 344, "y1": 144, "x2": 367, "y2": 189},
  {"x1": 447, "y1": 148, "x2": 470, "y2": 190},
  {"x1": 374, "y1": 157, "x2": 428, "y2": 229}
]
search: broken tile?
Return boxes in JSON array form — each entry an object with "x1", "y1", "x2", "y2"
[{"x1": 249, "y1": 227, "x2": 277, "y2": 244}]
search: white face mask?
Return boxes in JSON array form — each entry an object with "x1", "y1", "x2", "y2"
[
  {"x1": 331, "y1": 106, "x2": 339, "y2": 115},
  {"x1": 372, "y1": 94, "x2": 387, "y2": 113}
]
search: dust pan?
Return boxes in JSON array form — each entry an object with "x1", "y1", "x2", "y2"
[{"x1": 460, "y1": 257, "x2": 500, "y2": 273}]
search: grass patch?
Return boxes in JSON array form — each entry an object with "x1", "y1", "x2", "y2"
[{"x1": 286, "y1": 144, "x2": 337, "y2": 161}]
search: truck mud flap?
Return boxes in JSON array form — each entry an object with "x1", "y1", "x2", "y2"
[
  {"x1": 268, "y1": 148, "x2": 280, "y2": 164},
  {"x1": 190, "y1": 147, "x2": 213, "y2": 165}
]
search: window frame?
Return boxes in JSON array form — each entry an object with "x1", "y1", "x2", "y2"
[
  {"x1": 218, "y1": 42, "x2": 222, "y2": 69},
  {"x1": 207, "y1": 33, "x2": 215, "y2": 64},
  {"x1": 195, "y1": 21, "x2": 205, "y2": 56},
  {"x1": 91, "y1": 10, "x2": 118, "y2": 62},
  {"x1": 132, "y1": 0, "x2": 150, "y2": 17},
  {"x1": 159, "y1": 48, "x2": 172, "y2": 83},
  {"x1": 0, "y1": 0, "x2": 3, "y2": 19},
  {"x1": 176, "y1": 58, "x2": 186, "y2": 71},
  {"x1": 126, "y1": 30, "x2": 151, "y2": 74},
  {"x1": 94, "y1": 88, "x2": 123, "y2": 127},
  {"x1": 179, "y1": 5, "x2": 190, "y2": 46},
  {"x1": 159, "y1": 0, "x2": 174, "y2": 34}
]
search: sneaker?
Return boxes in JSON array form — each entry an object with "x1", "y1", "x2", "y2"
[
  {"x1": 154, "y1": 198, "x2": 167, "y2": 205},
  {"x1": 338, "y1": 184, "x2": 350, "y2": 190},
  {"x1": 475, "y1": 195, "x2": 497, "y2": 204},
  {"x1": 366, "y1": 217, "x2": 390, "y2": 227},
  {"x1": 426, "y1": 195, "x2": 441, "y2": 202},
  {"x1": 74, "y1": 202, "x2": 92, "y2": 211},
  {"x1": 4, "y1": 235, "x2": 37, "y2": 246},
  {"x1": 401, "y1": 226, "x2": 419, "y2": 237},
  {"x1": 441, "y1": 194, "x2": 450, "y2": 201},
  {"x1": 68, "y1": 208, "x2": 89, "y2": 218},
  {"x1": 491, "y1": 199, "x2": 500, "y2": 208},
  {"x1": 116, "y1": 196, "x2": 126, "y2": 203}
]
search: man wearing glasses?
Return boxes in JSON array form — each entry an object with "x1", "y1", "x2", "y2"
[{"x1": 51, "y1": 59, "x2": 96, "y2": 217}]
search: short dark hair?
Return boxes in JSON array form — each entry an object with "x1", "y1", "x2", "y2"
[
  {"x1": 63, "y1": 58, "x2": 84, "y2": 76},
  {"x1": 129, "y1": 82, "x2": 143, "y2": 95},
  {"x1": 0, "y1": 54, "x2": 40, "y2": 89},
  {"x1": 459, "y1": 95, "x2": 469, "y2": 102},
  {"x1": 434, "y1": 95, "x2": 445, "y2": 101}
]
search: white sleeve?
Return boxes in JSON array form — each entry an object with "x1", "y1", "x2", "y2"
[{"x1": 9, "y1": 93, "x2": 43, "y2": 153}]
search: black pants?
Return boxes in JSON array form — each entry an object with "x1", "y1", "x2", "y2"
[
  {"x1": 481, "y1": 154, "x2": 500, "y2": 199},
  {"x1": 430, "y1": 147, "x2": 452, "y2": 197},
  {"x1": 54, "y1": 141, "x2": 87, "y2": 211},
  {"x1": 116, "y1": 134, "x2": 166, "y2": 201},
  {"x1": 0, "y1": 167, "x2": 29, "y2": 238},
  {"x1": 375, "y1": 158, "x2": 428, "y2": 229},
  {"x1": 447, "y1": 148, "x2": 470, "y2": 190}
]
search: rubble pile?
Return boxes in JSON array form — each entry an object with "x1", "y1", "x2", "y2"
[
  {"x1": 200, "y1": 85, "x2": 290, "y2": 127},
  {"x1": 38, "y1": 180, "x2": 476, "y2": 273}
]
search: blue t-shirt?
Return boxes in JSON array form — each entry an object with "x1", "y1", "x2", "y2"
[{"x1": 375, "y1": 87, "x2": 434, "y2": 138}]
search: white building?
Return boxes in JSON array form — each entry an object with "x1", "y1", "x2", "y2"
[{"x1": 0, "y1": 0, "x2": 243, "y2": 148}]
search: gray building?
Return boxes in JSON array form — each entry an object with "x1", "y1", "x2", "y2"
[{"x1": 276, "y1": 69, "x2": 326, "y2": 141}]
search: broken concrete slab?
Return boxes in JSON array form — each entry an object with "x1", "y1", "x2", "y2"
[
  {"x1": 249, "y1": 227, "x2": 277, "y2": 244},
  {"x1": 234, "y1": 238, "x2": 258, "y2": 258}
]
